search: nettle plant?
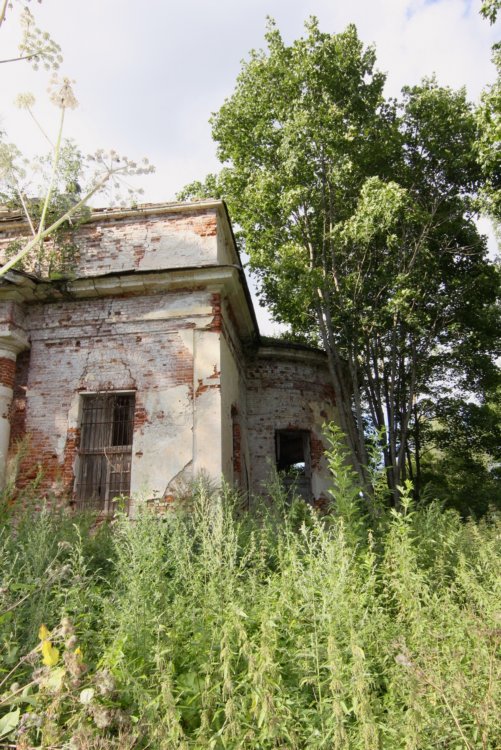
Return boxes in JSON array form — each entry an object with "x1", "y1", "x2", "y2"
[{"x1": 0, "y1": 1, "x2": 154, "y2": 278}]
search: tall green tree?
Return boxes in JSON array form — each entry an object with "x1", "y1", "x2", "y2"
[
  {"x1": 180, "y1": 19, "x2": 499, "y2": 509},
  {"x1": 478, "y1": 0, "x2": 501, "y2": 224}
]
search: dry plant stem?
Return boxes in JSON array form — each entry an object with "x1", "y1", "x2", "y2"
[
  {"x1": 0, "y1": 648, "x2": 40, "y2": 694},
  {"x1": 16, "y1": 189, "x2": 36, "y2": 236},
  {"x1": 416, "y1": 667, "x2": 473, "y2": 750},
  {"x1": 38, "y1": 107, "x2": 65, "y2": 240},
  {"x1": 0, "y1": 0, "x2": 8, "y2": 29},
  {"x1": 0, "y1": 167, "x2": 123, "y2": 277},
  {"x1": 0, "y1": 52, "x2": 41, "y2": 64},
  {"x1": 26, "y1": 105, "x2": 53, "y2": 147},
  {"x1": 1, "y1": 548, "x2": 65, "y2": 618},
  {"x1": 0, "y1": 677, "x2": 38, "y2": 708}
]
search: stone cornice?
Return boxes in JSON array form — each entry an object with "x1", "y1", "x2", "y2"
[
  {"x1": 0, "y1": 327, "x2": 30, "y2": 354},
  {"x1": 256, "y1": 344, "x2": 328, "y2": 367},
  {"x1": 0, "y1": 199, "x2": 224, "y2": 232},
  {"x1": 0, "y1": 265, "x2": 258, "y2": 342}
]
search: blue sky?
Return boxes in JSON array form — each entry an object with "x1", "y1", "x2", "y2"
[{"x1": 1, "y1": 0, "x2": 499, "y2": 333}]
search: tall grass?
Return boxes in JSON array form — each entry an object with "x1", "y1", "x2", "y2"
[{"x1": 0, "y1": 457, "x2": 499, "y2": 748}]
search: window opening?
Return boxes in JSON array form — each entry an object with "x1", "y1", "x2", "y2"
[
  {"x1": 276, "y1": 430, "x2": 312, "y2": 501},
  {"x1": 75, "y1": 393, "x2": 135, "y2": 512}
]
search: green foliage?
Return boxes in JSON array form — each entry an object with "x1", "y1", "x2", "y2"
[
  {"x1": 477, "y1": 1, "x2": 501, "y2": 225},
  {"x1": 0, "y1": 465, "x2": 500, "y2": 749},
  {"x1": 183, "y1": 18, "x2": 500, "y2": 509},
  {"x1": 420, "y1": 387, "x2": 501, "y2": 517},
  {"x1": 481, "y1": 0, "x2": 501, "y2": 25}
]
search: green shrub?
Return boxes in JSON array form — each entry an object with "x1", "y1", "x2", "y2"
[{"x1": 0, "y1": 473, "x2": 499, "y2": 748}]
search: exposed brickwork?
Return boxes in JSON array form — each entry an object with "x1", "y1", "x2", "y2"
[
  {"x1": 246, "y1": 353, "x2": 337, "y2": 504},
  {"x1": 0, "y1": 357, "x2": 16, "y2": 389},
  {"x1": 1, "y1": 204, "x2": 340, "y2": 507},
  {"x1": 193, "y1": 214, "x2": 217, "y2": 237},
  {"x1": 194, "y1": 379, "x2": 221, "y2": 398},
  {"x1": 312, "y1": 495, "x2": 330, "y2": 513},
  {"x1": 9, "y1": 350, "x2": 30, "y2": 445},
  {"x1": 232, "y1": 421, "x2": 242, "y2": 478},
  {"x1": 133, "y1": 402, "x2": 150, "y2": 433},
  {"x1": 62, "y1": 427, "x2": 80, "y2": 493},
  {"x1": 209, "y1": 293, "x2": 222, "y2": 332},
  {"x1": 0, "y1": 208, "x2": 220, "y2": 279},
  {"x1": 310, "y1": 434, "x2": 326, "y2": 469},
  {"x1": 11, "y1": 289, "x2": 200, "y2": 497}
]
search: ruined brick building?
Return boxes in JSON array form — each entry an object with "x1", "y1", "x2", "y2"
[{"x1": 0, "y1": 200, "x2": 338, "y2": 511}]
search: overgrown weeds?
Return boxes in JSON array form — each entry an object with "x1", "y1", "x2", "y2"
[{"x1": 0, "y1": 450, "x2": 499, "y2": 748}]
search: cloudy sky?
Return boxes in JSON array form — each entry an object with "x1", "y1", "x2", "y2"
[{"x1": 1, "y1": 0, "x2": 499, "y2": 332}]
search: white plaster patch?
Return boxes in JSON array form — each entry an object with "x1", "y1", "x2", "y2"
[
  {"x1": 178, "y1": 328, "x2": 194, "y2": 358},
  {"x1": 137, "y1": 229, "x2": 216, "y2": 271},
  {"x1": 130, "y1": 385, "x2": 193, "y2": 498}
]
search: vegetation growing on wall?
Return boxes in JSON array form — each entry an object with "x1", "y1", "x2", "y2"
[{"x1": 0, "y1": 1, "x2": 154, "y2": 278}]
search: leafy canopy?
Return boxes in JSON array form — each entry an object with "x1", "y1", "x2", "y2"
[{"x1": 181, "y1": 18, "x2": 499, "y2": 508}]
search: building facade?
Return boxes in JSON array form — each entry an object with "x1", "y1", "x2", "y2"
[{"x1": 0, "y1": 200, "x2": 338, "y2": 510}]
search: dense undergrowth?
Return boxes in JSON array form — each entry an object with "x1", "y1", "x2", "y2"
[{"x1": 0, "y1": 446, "x2": 500, "y2": 749}]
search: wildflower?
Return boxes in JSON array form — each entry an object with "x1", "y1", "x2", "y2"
[
  {"x1": 63, "y1": 648, "x2": 86, "y2": 679},
  {"x1": 69, "y1": 727, "x2": 94, "y2": 750},
  {"x1": 113, "y1": 709, "x2": 129, "y2": 727},
  {"x1": 61, "y1": 616, "x2": 74, "y2": 637},
  {"x1": 38, "y1": 624, "x2": 50, "y2": 640},
  {"x1": 17, "y1": 711, "x2": 42, "y2": 733},
  {"x1": 32, "y1": 667, "x2": 49, "y2": 684},
  {"x1": 395, "y1": 652, "x2": 413, "y2": 668},
  {"x1": 25, "y1": 650, "x2": 38, "y2": 665},
  {"x1": 79, "y1": 687, "x2": 95, "y2": 705},
  {"x1": 41, "y1": 639, "x2": 59, "y2": 667},
  {"x1": 91, "y1": 705, "x2": 113, "y2": 729},
  {"x1": 49, "y1": 76, "x2": 78, "y2": 110},
  {"x1": 38, "y1": 624, "x2": 59, "y2": 667},
  {"x1": 94, "y1": 668, "x2": 115, "y2": 696},
  {"x1": 57, "y1": 564, "x2": 72, "y2": 578},
  {"x1": 15, "y1": 93, "x2": 36, "y2": 109}
]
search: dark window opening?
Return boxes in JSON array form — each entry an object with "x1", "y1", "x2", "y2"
[
  {"x1": 276, "y1": 430, "x2": 312, "y2": 501},
  {"x1": 75, "y1": 393, "x2": 135, "y2": 512}
]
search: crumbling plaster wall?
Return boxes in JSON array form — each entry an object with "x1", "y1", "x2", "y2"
[
  {"x1": 246, "y1": 348, "x2": 338, "y2": 504},
  {"x1": 219, "y1": 297, "x2": 250, "y2": 492},
  {"x1": 10, "y1": 289, "x2": 224, "y2": 507},
  {"x1": 2, "y1": 203, "x2": 342, "y2": 508},
  {"x1": 72, "y1": 209, "x2": 220, "y2": 277},
  {"x1": 0, "y1": 207, "x2": 224, "y2": 279}
]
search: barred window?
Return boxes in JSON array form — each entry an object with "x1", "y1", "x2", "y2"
[{"x1": 75, "y1": 393, "x2": 135, "y2": 512}]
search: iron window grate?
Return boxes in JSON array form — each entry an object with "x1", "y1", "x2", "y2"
[{"x1": 75, "y1": 393, "x2": 135, "y2": 512}]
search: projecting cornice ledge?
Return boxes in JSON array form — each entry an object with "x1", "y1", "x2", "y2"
[{"x1": 0, "y1": 265, "x2": 258, "y2": 341}]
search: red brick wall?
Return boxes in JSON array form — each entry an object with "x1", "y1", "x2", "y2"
[
  {"x1": 232, "y1": 412, "x2": 242, "y2": 479},
  {"x1": 0, "y1": 357, "x2": 16, "y2": 389},
  {"x1": 9, "y1": 349, "x2": 30, "y2": 446},
  {"x1": 246, "y1": 351, "x2": 337, "y2": 502}
]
